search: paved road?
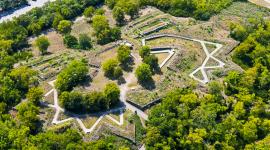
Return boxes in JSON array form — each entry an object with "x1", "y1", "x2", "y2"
[{"x1": 0, "y1": 0, "x2": 55, "y2": 23}]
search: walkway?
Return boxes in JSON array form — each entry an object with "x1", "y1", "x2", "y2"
[
  {"x1": 142, "y1": 34, "x2": 225, "y2": 84},
  {"x1": 44, "y1": 80, "x2": 124, "y2": 134},
  {"x1": 0, "y1": 0, "x2": 55, "y2": 23},
  {"x1": 44, "y1": 65, "x2": 149, "y2": 133}
]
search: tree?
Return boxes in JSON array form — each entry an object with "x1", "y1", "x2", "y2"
[
  {"x1": 143, "y1": 54, "x2": 159, "y2": 72},
  {"x1": 113, "y1": 66, "x2": 123, "y2": 79},
  {"x1": 59, "y1": 91, "x2": 84, "y2": 113},
  {"x1": 63, "y1": 34, "x2": 79, "y2": 49},
  {"x1": 27, "y1": 23, "x2": 42, "y2": 35},
  {"x1": 117, "y1": 45, "x2": 131, "y2": 64},
  {"x1": 84, "y1": 91, "x2": 106, "y2": 112},
  {"x1": 52, "y1": 13, "x2": 64, "y2": 29},
  {"x1": 95, "y1": 8, "x2": 105, "y2": 15},
  {"x1": 102, "y1": 59, "x2": 120, "y2": 78},
  {"x1": 55, "y1": 60, "x2": 88, "y2": 92},
  {"x1": 104, "y1": 83, "x2": 120, "y2": 107},
  {"x1": 113, "y1": 6, "x2": 125, "y2": 25},
  {"x1": 79, "y1": 34, "x2": 92, "y2": 50},
  {"x1": 83, "y1": 6, "x2": 95, "y2": 18},
  {"x1": 26, "y1": 87, "x2": 43, "y2": 105},
  {"x1": 139, "y1": 46, "x2": 151, "y2": 58},
  {"x1": 57, "y1": 20, "x2": 72, "y2": 34},
  {"x1": 35, "y1": 36, "x2": 50, "y2": 55},
  {"x1": 106, "y1": 0, "x2": 116, "y2": 9},
  {"x1": 17, "y1": 102, "x2": 40, "y2": 132},
  {"x1": 208, "y1": 81, "x2": 222, "y2": 95},
  {"x1": 135, "y1": 63, "x2": 152, "y2": 83}
]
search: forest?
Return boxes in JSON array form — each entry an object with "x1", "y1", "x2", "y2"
[{"x1": 145, "y1": 16, "x2": 270, "y2": 149}]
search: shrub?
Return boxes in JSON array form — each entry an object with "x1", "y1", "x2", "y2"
[
  {"x1": 79, "y1": 34, "x2": 92, "y2": 50},
  {"x1": 57, "y1": 20, "x2": 72, "y2": 34},
  {"x1": 35, "y1": 36, "x2": 50, "y2": 55},
  {"x1": 63, "y1": 34, "x2": 79, "y2": 49}
]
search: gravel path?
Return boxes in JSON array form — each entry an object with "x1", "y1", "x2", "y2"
[{"x1": 0, "y1": 0, "x2": 55, "y2": 23}]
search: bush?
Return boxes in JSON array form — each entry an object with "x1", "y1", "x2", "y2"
[
  {"x1": 57, "y1": 20, "x2": 72, "y2": 34},
  {"x1": 63, "y1": 34, "x2": 79, "y2": 49},
  {"x1": 79, "y1": 34, "x2": 92, "y2": 50},
  {"x1": 113, "y1": 66, "x2": 123, "y2": 79},
  {"x1": 35, "y1": 36, "x2": 50, "y2": 55}
]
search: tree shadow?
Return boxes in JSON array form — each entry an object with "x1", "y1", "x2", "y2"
[
  {"x1": 120, "y1": 57, "x2": 135, "y2": 72},
  {"x1": 117, "y1": 76, "x2": 126, "y2": 85},
  {"x1": 79, "y1": 75, "x2": 92, "y2": 87},
  {"x1": 139, "y1": 78, "x2": 156, "y2": 90}
]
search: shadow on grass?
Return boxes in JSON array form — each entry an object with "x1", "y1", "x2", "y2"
[
  {"x1": 120, "y1": 57, "x2": 135, "y2": 72},
  {"x1": 138, "y1": 78, "x2": 156, "y2": 90},
  {"x1": 80, "y1": 75, "x2": 92, "y2": 87}
]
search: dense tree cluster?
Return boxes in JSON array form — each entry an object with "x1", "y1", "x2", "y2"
[
  {"x1": 0, "y1": 66, "x2": 37, "y2": 110},
  {"x1": 145, "y1": 16, "x2": 270, "y2": 150},
  {"x1": 146, "y1": 83, "x2": 270, "y2": 149},
  {"x1": 0, "y1": 0, "x2": 102, "y2": 53},
  {"x1": 0, "y1": 111, "x2": 131, "y2": 150},
  {"x1": 142, "y1": 0, "x2": 246, "y2": 20},
  {"x1": 92, "y1": 15, "x2": 121, "y2": 44},
  {"x1": 0, "y1": 0, "x2": 27, "y2": 11},
  {"x1": 59, "y1": 83, "x2": 120, "y2": 113},
  {"x1": 106, "y1": 0, "x2": 140, "y2": 20},
  {"x1": 55, "y1": 60, "x2": 89, "y2": 92}
]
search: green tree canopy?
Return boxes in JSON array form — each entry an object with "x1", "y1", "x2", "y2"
[
  {"x1": 135, "y1": 63, "x2": 152, "y2": 83},
  {"x1": 35, "y1": 36, "x2": 50, "y2": 55},
  {"x1": 57, "y1": 20, "x2": 72, "y2": 34},
  {"x1": 55, "y1": 60, "x2": 88, "y2": 92}
]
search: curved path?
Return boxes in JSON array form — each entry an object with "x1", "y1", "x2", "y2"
[
  {"x1": 142, "y1": 34, "x2": 225, "y2": 84},
  {"x1": 0, "y1": 0, "x2": 55, "y2": 23}
]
